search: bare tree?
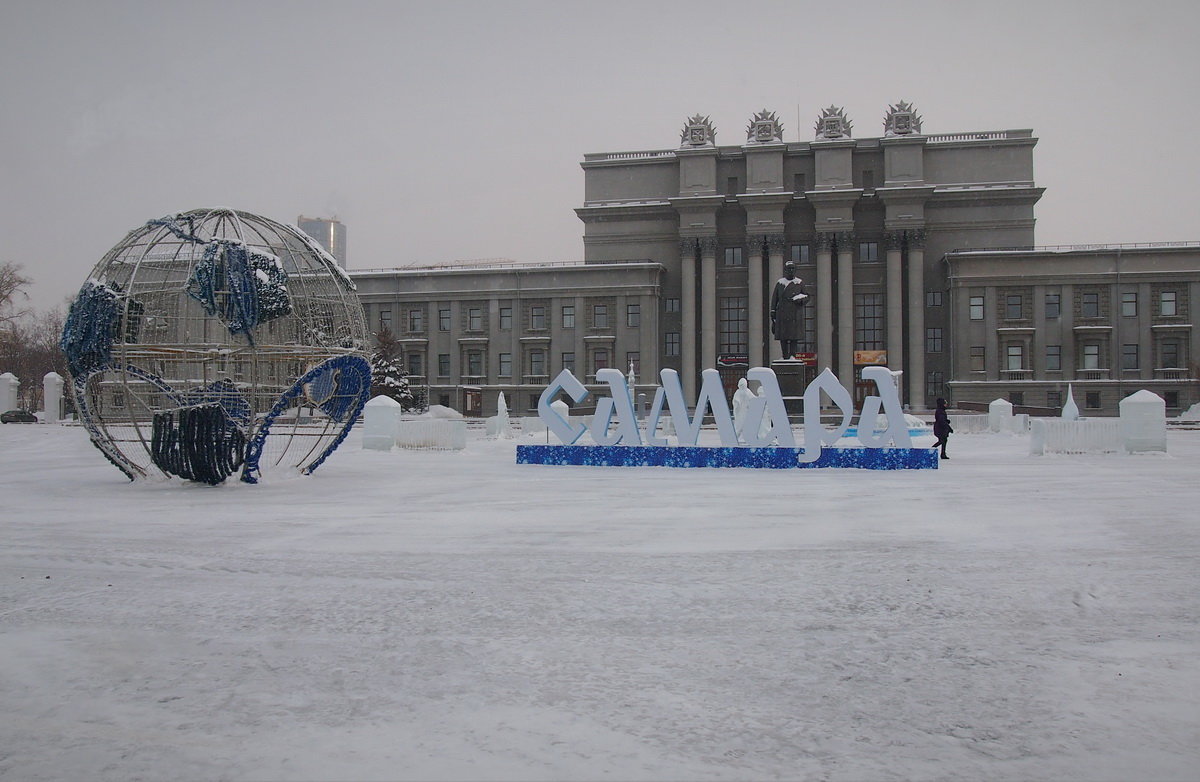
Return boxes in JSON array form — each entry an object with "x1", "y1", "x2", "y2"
[{"x1": 0, "y1": 262, "x2": 32, "y2": 330}]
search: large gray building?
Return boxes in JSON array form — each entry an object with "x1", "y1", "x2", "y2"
[{"x1": 351, "y1": 104, "x2": 1198, "y2": 417}]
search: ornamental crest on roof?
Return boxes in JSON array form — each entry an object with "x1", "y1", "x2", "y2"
[
  {"x1": 884, "y1": 101, "x2": 923, "y2": 136},
  {"x1": 746, "y1": 109, "x2": 784, "y2": 143},
  {"x1": 680, "y1": 114, "x2": 717, "y2": 148},
  {"x1": 814, "y1": 105, "x2": 852, "y2": 139}
]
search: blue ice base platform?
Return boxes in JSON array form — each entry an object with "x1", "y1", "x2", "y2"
[{"x1": 516, "y1": 445, "x2": 938, "y2": 470}]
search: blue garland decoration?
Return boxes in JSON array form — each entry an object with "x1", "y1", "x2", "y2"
[
  {"x1": 60, "y1": 281, "x2": 121, "y2": 376},
  {"x1": 516, "y1": 445, "x2": 940, "y2": 470},
  {"x1": 151, "y1": 403, "x2": 247, "y2": 485},
  {"x1": 241, "y1": 355, "x2": 372, "y2": 483},
  {"x1": 184, "y1": 377, "x2": 252, "y2": 428},
  {"x1": 146, "y1": 214, "x2": 292, "y2": 343}
]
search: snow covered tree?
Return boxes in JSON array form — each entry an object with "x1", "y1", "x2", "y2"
[{"x1": 369, "y1": 328, "x2": 420, "y2": 410}]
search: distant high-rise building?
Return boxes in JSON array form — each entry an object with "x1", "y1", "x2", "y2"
[{"x1": 297, "y1": 216, "x2": 347, "y2": 267}]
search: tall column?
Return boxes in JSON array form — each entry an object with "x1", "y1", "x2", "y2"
[
  {"x1": 816, "y1": 234, "x2": 834, "y2": 374},
  {"x1": 837, "y1": 233, "x2": 856, "y2": 394},
  {"x1": 885, "y1": 231, "x2": 905, "y2": 398},
  {"x1": 766, "y1": 235, "x2": 786, "y2": 362},
  {"x1": 747, "y1": 236, "x2": 765, "y2": 368},
  {"x1": 680, "y1": 239, "x2": 698, "y2": 401},
  {"x1": 907, "y1": 230, "x2": 926, "y2": 408},
  {"x1": 700, "y1": 237, "x2": 718, "y2": 375}
]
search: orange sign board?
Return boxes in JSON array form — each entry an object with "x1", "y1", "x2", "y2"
[{"x1": 854, "y1": 350, "x2": 888, "y2": 365}]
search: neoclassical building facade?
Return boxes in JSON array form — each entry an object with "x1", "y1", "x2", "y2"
[
  {"x1": 350, "y1": 103, "x2": 1198, "y2": 417},
  {"x1": 577, "y1": 103, "x2": 1042, "y2": 407}
]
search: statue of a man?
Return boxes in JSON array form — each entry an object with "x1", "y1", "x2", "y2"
[{"x1": 770, "y1": 261, "x2": 807, "y2": 358}]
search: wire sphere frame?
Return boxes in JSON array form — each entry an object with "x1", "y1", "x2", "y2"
[{"x1": 63, "y1": 208, "x2": 370, "y2": 483}]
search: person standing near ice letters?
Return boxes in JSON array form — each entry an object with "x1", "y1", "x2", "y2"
[
  {"x1": 770, "y1": 261, "x2": 807, "y2": 358},
  {"x1": 931, "y1": 397, "x2": 953, "y2": 459}
]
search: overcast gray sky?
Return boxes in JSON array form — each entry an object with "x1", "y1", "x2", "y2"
[{"x1": 2, "y1": 0, "x2": 1197, "y2": 312}]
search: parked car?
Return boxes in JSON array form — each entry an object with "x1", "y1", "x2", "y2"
[{"x1": 1, "y1": 410, "x2": 37, "y2": 424}]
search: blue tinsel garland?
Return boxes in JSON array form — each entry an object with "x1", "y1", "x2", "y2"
[
  {"x1": 241, "y1": 355, "x2": 371, "y2": 483},
  {"x1": 60, "y1": 281, "x2": 121, "y2": 376}
]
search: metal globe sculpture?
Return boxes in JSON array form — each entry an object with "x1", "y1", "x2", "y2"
[{"x1": 61, "y1": 208, "x2": 371, "y2": 484}]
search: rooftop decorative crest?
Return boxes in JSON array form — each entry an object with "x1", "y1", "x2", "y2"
[
  {"x1": 884, "y1": 101, "x2": 923, "y2": 136},
  {"x1": 815, "y1": 106, "x2": 852, "y2": 139},
  {"x1": 680, "y1": 114, "x2": 717, "y2": 148},
  {"x1": 746, "y1": 109, "x2": 784, "y2": 143}
]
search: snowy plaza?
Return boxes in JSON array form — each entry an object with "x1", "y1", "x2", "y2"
[{"x1": 1, "y1": 421, "x2": 1198, "y2": 781}]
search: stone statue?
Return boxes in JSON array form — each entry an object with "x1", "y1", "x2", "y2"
[
  {"x1": 732, "y1": 377, "x2": 755, "y2": 441},
  {"x1": 770, "y1": 261, "x2": 807, "y2": 358}
]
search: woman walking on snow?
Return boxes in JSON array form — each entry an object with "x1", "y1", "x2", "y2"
[{"x1": 932, "y1": 398, "x2": 953, "y2": 459}]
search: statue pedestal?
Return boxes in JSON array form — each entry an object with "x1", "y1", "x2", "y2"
[{"x1": 770, "y1": 360, "x2": 813, "y2": 415}]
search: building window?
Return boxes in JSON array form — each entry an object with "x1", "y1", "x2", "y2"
[
  {"x1": 530, "y1": 306, "x2": 546, "y2": 330},
  {"x1": 664, "y1": 298, "x2": 680, "y2": 314},
  {"x1": 1046, "y1": 345, "x2": 1062, "y2": 372},
  {"x1": 627, "y1": 303, "x2": 641, "y2": 327},
  {"x1": 439, "y1": 308, "x2": 451, "y2": 331},
  {"x1": 562, "y1": 305, "x2": 575, "y2": 328},
  {"x1": 1161, "y1": 339, "x2": 1181, "y2": 368},
  {"x1": 862, "y1": 169, "x2": 875, "y2": 190},
  {"x1": 858, "y1": 242, "x2": 879, "y2": 263},
  {"x1": 969, "y1": 296, "x2": 984, "y2": 321},
  {"x1": 1010, "y1": 392, "x2": 1024, "y2": 407},
  {"x1": 1122, "y1": 344, "x2": 1139, "y2": 370},
  {"x1": 925, "y1": 327, "x2": 943, "y2": 353},
  {"x1": 1082, "y1": 292, "x2": 1100, "y2": 318},
  {"x1": 724, "y1": 247, "x2": 744, "y2": 267},
  {"x1": 665, "y1": 332, "x2": 680, "y2": 357},
  {"x1": 794, "y1": 173, "x2": 806, "y2": 193},
  {"x1": 1047, "y1": 390, "x2": 1062, "y2": 409},
  {"x1": 926, "y1": 291, "x2": 943, "y2": 308},
  {"x1": 499, "y1": 307, "x2": 512, "y2": 330},
  {"x1": 379, "y1": 309, "x2": 392, "y2": 333},
  {"x1": 593, "y1": 304, "x2": 608, "y2": 329},
  {"x1": 408, "y1": 353, "x2": 423, "y2": 376},
  {"x1": 719, "y1": 296, "x2": 748, "y2": 354},
  {"x1": 562, "y1": 352, "x2": 575, "y2": 374},
  {"x1": 498, "y1": 353, "x2": 512, "y2": 377},
  {"x1": 854, "y1": 293, "x2": 884, "y2": 349},
  {"x1": 626, "y1": 352, "x2": 640, "y2": 374},
  {"x1": 1161, "y1": 291, "x2": 1178, "y2": 316},
  {"x1": 1045, "y1": 293, "x2": 1060, "y2": 319},
  {"x1": 438, "y1": 354, "x2": 450, "y2": 377},
  {"x1": 592, "y1": 349, "x2": 609, "y2": 376},
  {"x1": 1121, "y1": 292, "x2": 1137, "y2": 318},
  {"x1": 468, "y1": 308, "x2": 482, "y2": 331},
  {"x1": 467, "y1": 351, "x2": 483, "y2": 377},
  {"x1": 1085, "y1": 391, "x2": 1101, "y2": 410},
  {"x1": 1164, "y1": 390, "x2": 1180, "y2": 409},
  {"x1": 1006, "y1": 344, "x2": 1024, "y2": 371},
  {"x1": 1005, "y1": 294, "x2": 1022, "y2": 320},
  {"x1": 529, "y1": 350, "x2": 545, "y2": 377},
  {"x1": 726, "y1": 177, "x2": 739, "y2": 196},
  {"x1": 926, "y1": 371, "x2": 944, "y2": 400},
  {"x1": 439, "y1": 393, "x2": 451, "y2": 408},
  {"x1": 407, "y1": 309, "x2": 423, "y2": 332},
  {"x1": 1082, "y1": 343, "x2": 1100, "y2": 370},
  {"x1": 790, "y1": 244, "x2": 810, "y2": 264},
  {"x1": 969, "y1": 346, "x2": 985, "y2": 372}
]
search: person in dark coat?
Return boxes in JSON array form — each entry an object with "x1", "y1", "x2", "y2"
[{"x1": 932, "y1": 397, "x2": 953, "y2": 459}]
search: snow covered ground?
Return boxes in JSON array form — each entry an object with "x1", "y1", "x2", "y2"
[{"x1": 1, "y1": 422, "x2": 1198, "y2": 781}]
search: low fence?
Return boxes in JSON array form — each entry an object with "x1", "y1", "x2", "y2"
[
  {"x1": 1029, "y1": 418, "x2": 1123, "y2": 455},
  {"x1": 948, "y1": 413, "x2": 990, "y2": 434}
]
